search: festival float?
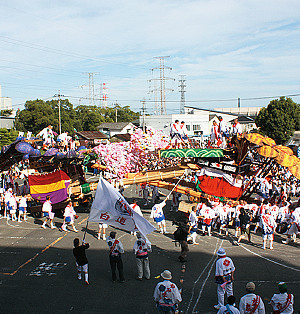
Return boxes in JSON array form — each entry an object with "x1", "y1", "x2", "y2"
[{"x1": 0, "y1": 128, "x2": 300, "y2": 218}]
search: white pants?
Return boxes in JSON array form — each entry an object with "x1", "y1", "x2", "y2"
[{"x1": 217, "y1": 282, "x2": 233, "y2": 306}]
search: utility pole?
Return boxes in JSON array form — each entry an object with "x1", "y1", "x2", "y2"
[
  {"x1": 179, "y1": 75, "x2": 186, "y2": 114},
  {"x1": 150, "y1": 56, "x2": 174, "y2": 115},
  {"x1": 115, "y1": 107, "x2": 118, "y2": 123},
  {"x1": 58, "y1": 91, "x2": 61, "y2": 134},
  {"x1": 53, "y1": 91, "x2": 64, "y2": 134},
  {"x1": 141, "y1": 99, "x2": 146, "y2": 132}
]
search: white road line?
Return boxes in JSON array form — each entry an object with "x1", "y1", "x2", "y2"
[
  {"x1": 185, "y1": 238, "x2": 222, "y2": 314},
  {"x1": 240, "y1": 244, "x2": 300, "y2": 272},
  {"x1": 191, "y1": 240, "x2": 224, "y2": 314}
]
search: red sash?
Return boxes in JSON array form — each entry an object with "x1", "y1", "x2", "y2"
[
  {"x1": 109, "y1": 239, "x2": 119, "y2": 255},
  {"x1": 262, "y1": 215, "x2": 274, "y2": 231},
  {"x1": 203, "y1": 218, "x2": 212, "y2": 225},
  {"x1": 273, "y1": 294, "x2": 292, "y2": 314},
  {"x1": 249, "y1": 295, "x2": 260, "y2": 314}
]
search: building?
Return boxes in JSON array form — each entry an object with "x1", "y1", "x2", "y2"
[
  {"x1": 216, "y1": 106, "x2": 262, "y2": 117},
  {"x1": 0, "y1": 85, "x2": 12, "y2": 111},
  {"x1": 76, "y1": 131, "x2": 109, "y2": 147},
  {"x1": 98, "y1": 122, "x2": 135, "y2": 137}
]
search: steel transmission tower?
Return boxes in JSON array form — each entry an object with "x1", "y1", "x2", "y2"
[
  {"x1": 84, "y1": 72, "x2": 99, "y2": 106},
  {"x1": 179, "y1": 75, "x2": 186, "y2": 114},
  {"x1": 150, "y1": 56, "x2": 174, "y2": 115}
]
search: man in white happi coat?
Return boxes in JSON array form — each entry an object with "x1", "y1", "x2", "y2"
[
  {"x1": 259, "y1": 209, "x2": 277, "y2": 250},
  {"x1": 211, "y1": 120, "x2": 220, "y2": 145},
  {"x1": 130, "y1": 199, "x2": 143, "y2": 236},
  {"x1": 214, "y1": 248, "x2": 235, "y2": 310},
  {"x1": 133, "y1": 232, "x2": 151, "y2": 281},
  {"x1": 282, "y1": 207, "x2": 300, "y2": 245},
  {"x1": 153, "y1": 270, "x2": 182, "y2": 314},
  {"x1": 232, "y1": 118, "x2": 242, "y2": 136},
  {"x1": 270, "y1": 282, "x2": 294, "y2": 314},
  {"x1": 37, "y1": 125, "x2": 55, "y2": 146},
  {"x1": 239, "y1": 282, "x2": 265, "y2": 314},
  {"x1": 150, "y1": 200, "x2": 167, "y2": 234},
  {"x1": 170, "y1": 120, "x2": 182, "y2": 148}
]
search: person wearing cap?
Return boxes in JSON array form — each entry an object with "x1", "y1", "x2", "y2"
[
  {"x1": 214, "y1": 248, "x2": 235, "y2": 310},
  {"x1": 153, "y1": 270, "x2": 182, "y2": 313},
  {"x1": 259, "y1": 208, "x2": 277, "y2": 250},
  {"x1": 217, "y1": 295, "x2": 240, "y2": 314},
  {"x1": 270, "y1": 282, "x2": 294, "y2": 314},
  {"x1": 239, "y1": 282, "x2": 265, "y2": 314},
  {"x1": 133, "y1": 232, "x2": 151, "y2": 281},
  {"x1": 106, "y1": 231, "x2": 125, "y2": 283}
]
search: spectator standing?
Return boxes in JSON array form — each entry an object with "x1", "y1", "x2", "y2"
[
  {"x1": 73, "y1": 238, "x2": 89, "y2": 285},
  {"x1": 239, "y1": 282, "x2": 265, "y2": 314},
  {"x1": 106, "y1": 231, "x2": 125, "y2": 283},
  {"x1": 214, "y1": 248, "x2": 235, "y2": 310},
  {"x1": 133, "y1": 232, "x2": 151, "y2": 280},
  {"x1": 153, "y1": 270, "x2": 182, "y2": 313},
  {"x1": 270, "y1": 282, "x2": 294, "y2": 314}
]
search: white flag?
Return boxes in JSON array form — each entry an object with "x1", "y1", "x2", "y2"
[{"x1": 89, "y1": 178, "x2": 156, "y2": 241}]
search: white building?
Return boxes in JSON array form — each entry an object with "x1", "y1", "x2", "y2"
[
  {"x1": 0, "y1": 85, "x2": 12, "y2": 111},
  {"x1": 98, "y1": 122, "x2": 136, "y2": 137},
  {"x1": 140, "y1": 106, "x2": 238, "y2": 137},
  {"x1": 216, "y1": 106, "x2": 262, "y2": 117}
]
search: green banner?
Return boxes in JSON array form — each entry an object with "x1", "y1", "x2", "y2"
[{"x1": 159, "y1": 148, "x2": 223, "y2": 158}]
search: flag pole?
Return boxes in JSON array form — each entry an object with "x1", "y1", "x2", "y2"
[
  {"x1": 82, "y1": 220, "x2": 89, "y2": 243},
  {"x1": 164, "y1": 170, "x2": 187, "y2": 201}
]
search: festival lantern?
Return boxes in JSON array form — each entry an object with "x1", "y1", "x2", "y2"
[
  {"x1": 274, "y1": 145, "x2": 294, "y2": 156},
  {"x1": 257, "y1": 145, "x2": 279, "y2": 158},
  {"x1": 244, "y1": 133, "x2": 265, "y2": 146},
  {"x1": 275, "y1": 152, "x2": 299, "y2": 167}
]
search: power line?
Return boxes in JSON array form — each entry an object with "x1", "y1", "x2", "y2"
[{"x1": 0, "y1": 35, "x2": 149, "y2": 70}]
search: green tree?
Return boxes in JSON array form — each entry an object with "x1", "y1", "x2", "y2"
[
  {"x1": 256, "y1": 97, "x2": 300, "y2": 144},
  {"x1": 75, "y1": 105, "x2": 105, "y2": 131},
  {"x1": 100, "y1": 104, "x2": 139, "y2": 122},
  {"x1": 16, "y1": 99, "x2": 56, "y2": 135},
  {"x1": 47, "y1": 99, "x2": 77, "y2": 134},
  {"x1": 0, "y1": 128, "x2": 18, "y2": 148}
]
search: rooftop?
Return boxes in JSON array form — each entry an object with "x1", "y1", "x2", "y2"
[{"x1": 76, "y1": 131, "x2": 108, "y2": 140}]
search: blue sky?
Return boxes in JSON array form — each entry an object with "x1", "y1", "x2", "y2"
[{"x1": 0, "y1": 0, "x2": 300, "y2": 114}]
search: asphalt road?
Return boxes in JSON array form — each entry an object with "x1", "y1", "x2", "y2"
[{"x1": 0, "y1": 182, "x2": 299, "y2": 313}]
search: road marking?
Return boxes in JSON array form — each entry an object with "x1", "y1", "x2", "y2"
[
  {"x1": 185, "y1": 238, "x2": 222, "y2": 314},
  {"x1": 78, "y1": 217, "x2": 88, "y2": 225},
  {"x1": 191, "y1": 240, "x2": 224, "y2": 314},
  {"x1": 0, "y1": 233, "x2": 68, "y2": 276},
  {"x1": 240, "y1": 244, "x2": 300, "y2": 272},
  {"x1": 29, "y1": 262, "x2": 67, "y2": 277}
]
